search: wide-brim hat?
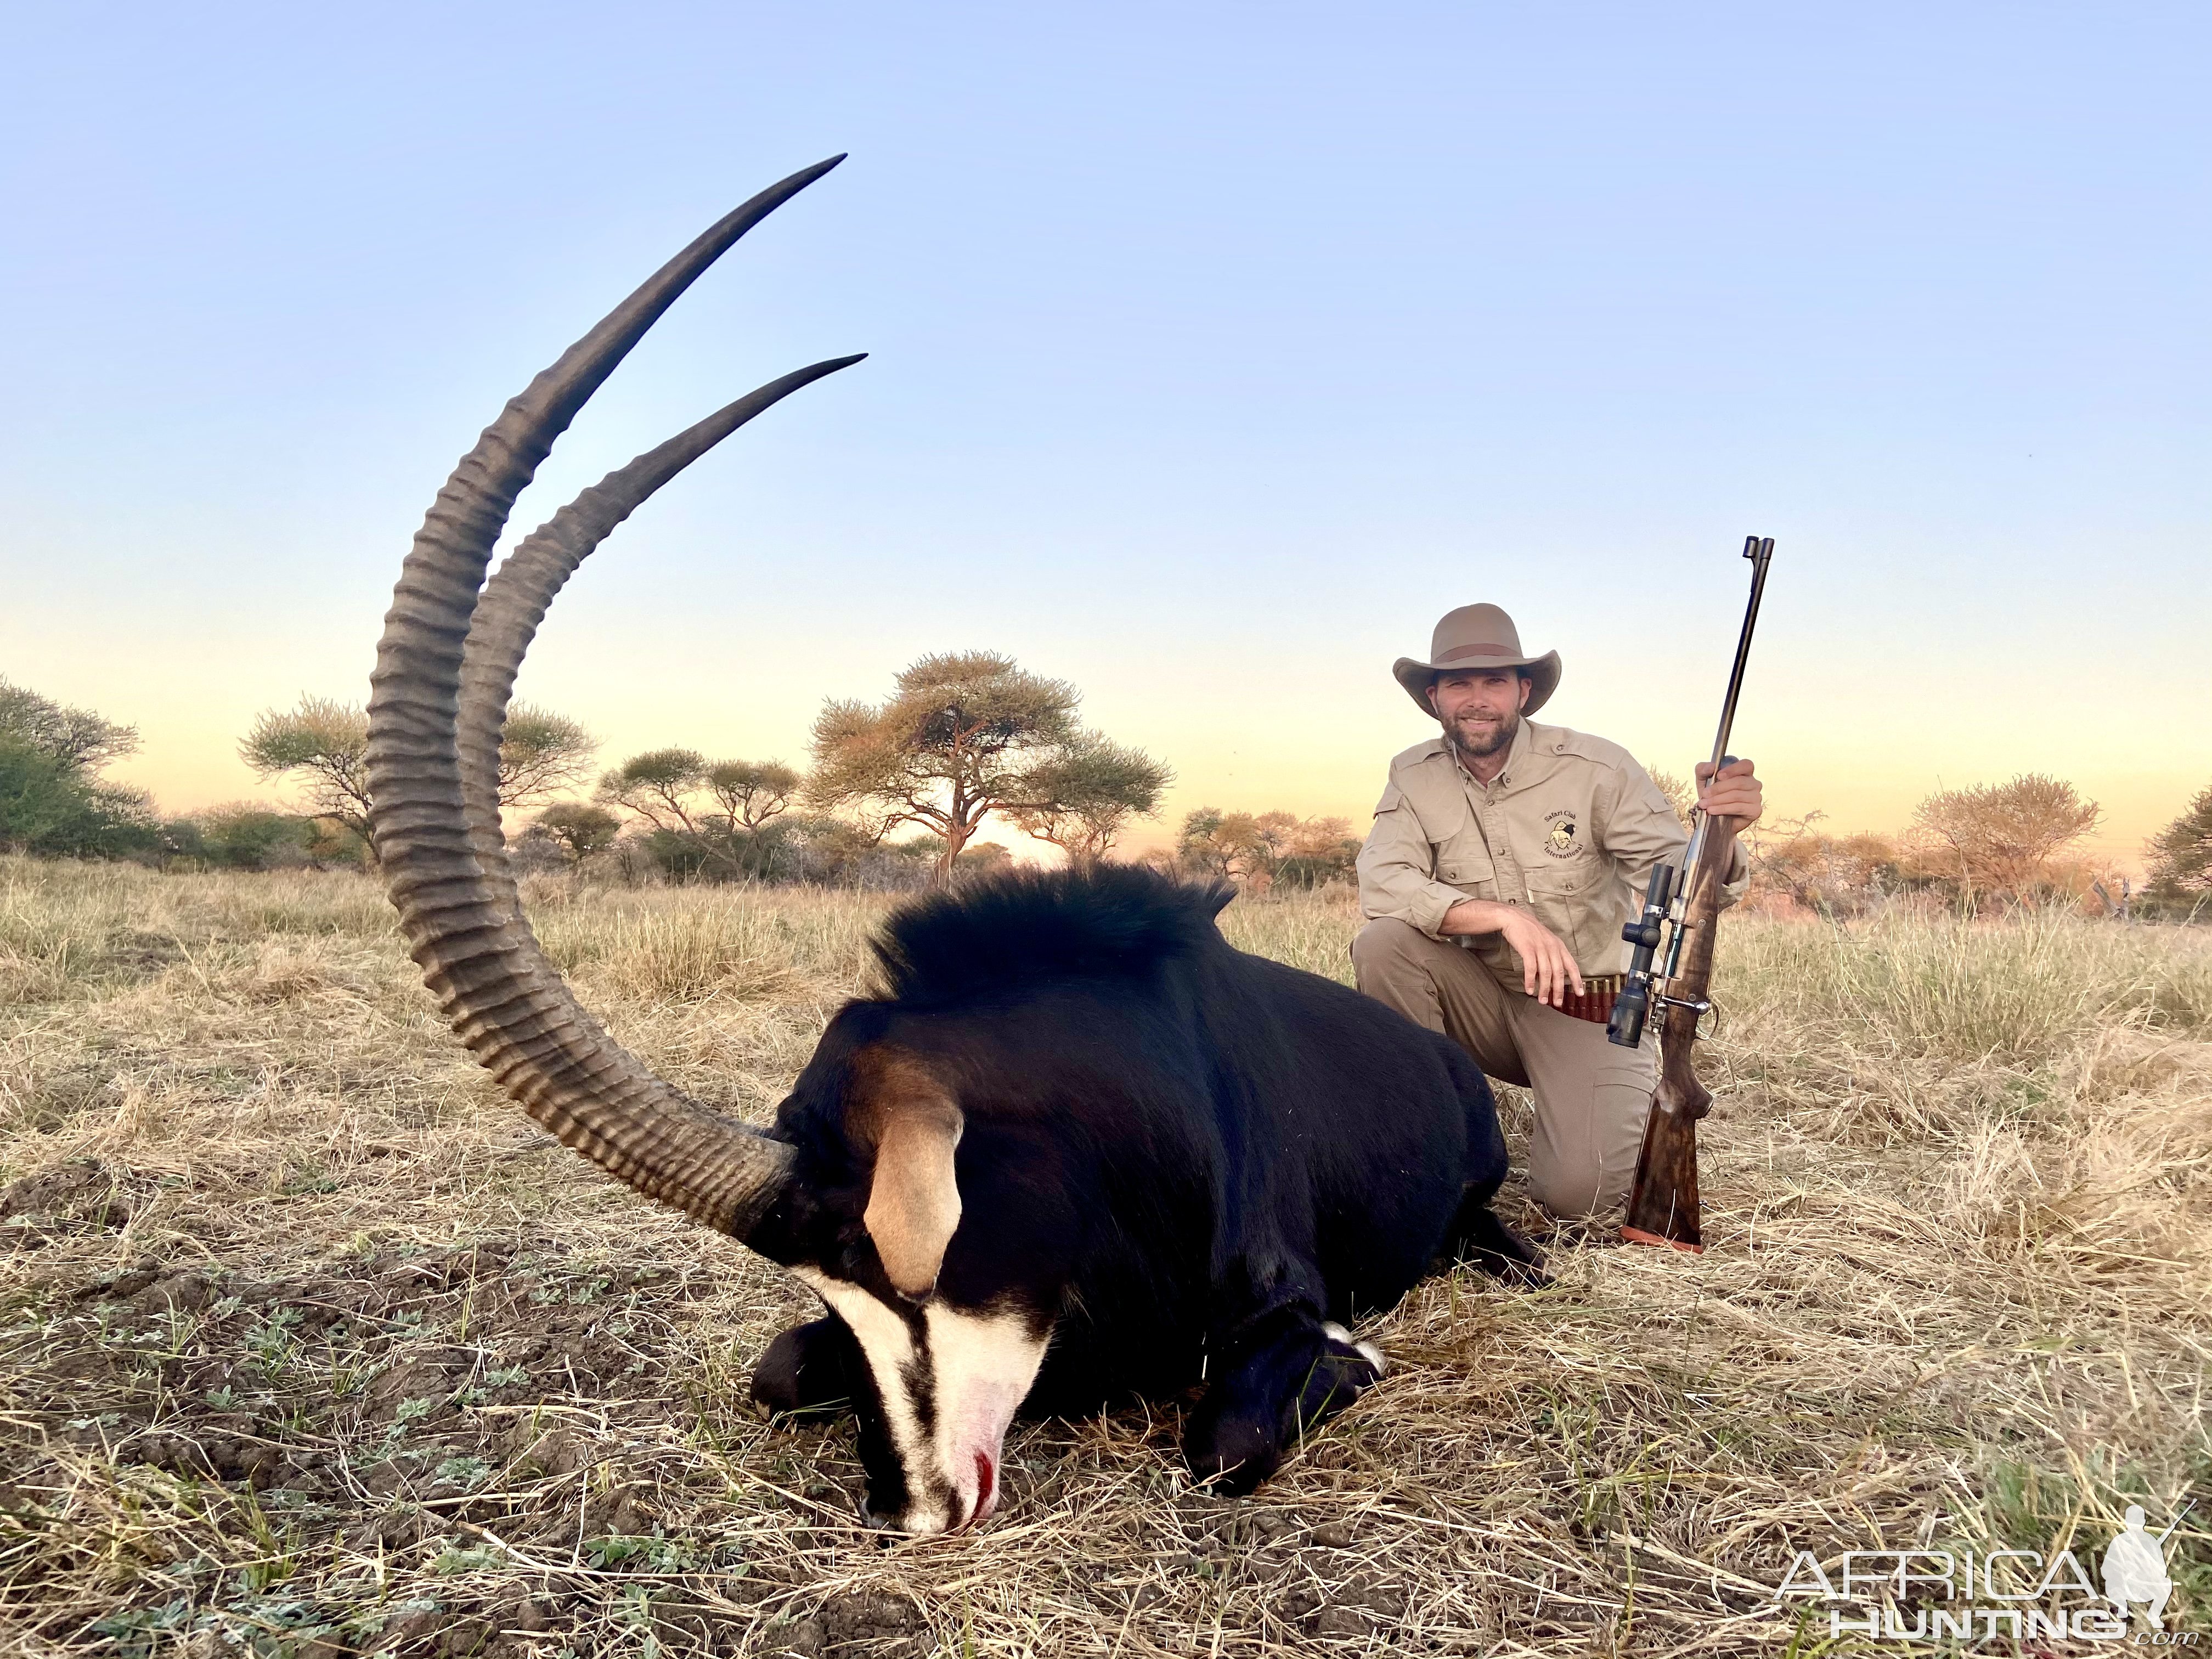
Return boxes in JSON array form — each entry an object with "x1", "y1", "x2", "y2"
[{"x1": 1392, "y1": 602, "x2": 1561, "y2": 717}]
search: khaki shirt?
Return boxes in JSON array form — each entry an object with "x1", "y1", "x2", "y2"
[{"x1": 1356, "y1": 718, "x2": 1748, "y2": 984}]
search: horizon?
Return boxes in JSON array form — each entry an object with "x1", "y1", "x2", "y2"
[{"x1": 5, "y1": 4, "x2": 2205, "y2": 871}]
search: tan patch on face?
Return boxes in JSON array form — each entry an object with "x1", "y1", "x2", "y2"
[{"x1": 850, "y1": 1047, "x2": 964, "y2": 1301}]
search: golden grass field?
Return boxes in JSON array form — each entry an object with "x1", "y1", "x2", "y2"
[{"x1": 3, "y1": 856, "x2": 2208, "y2": 1656}]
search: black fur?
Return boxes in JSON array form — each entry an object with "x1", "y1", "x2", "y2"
[
  {"x1": 751, "y1": 1317, "x2": 862, "y2": 1419},
  {"x1": 747, "y1": 864, "x2": 1541, "y2": 1511},
  {"x1": 870, "y1": 863, "x2": 1234, "y2": 1005}
]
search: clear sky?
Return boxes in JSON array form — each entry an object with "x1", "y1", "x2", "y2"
[{"x1": 4, "y1": 3, "x2": 2205, "y2": 866}]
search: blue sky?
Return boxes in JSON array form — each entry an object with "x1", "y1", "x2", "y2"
[{"x1": 4, "y1": 3, "x2": 2205, "y2": 858}]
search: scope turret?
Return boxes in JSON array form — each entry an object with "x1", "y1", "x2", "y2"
[{"x1": 1607, "y1": 863, "x2": 1677, "y2": 1049}]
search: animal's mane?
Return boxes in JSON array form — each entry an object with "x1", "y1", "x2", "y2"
[{"x1": 871, "y1": 864, "x2": 1235, "y2": 1005}]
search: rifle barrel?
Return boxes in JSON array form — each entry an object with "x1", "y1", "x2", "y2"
[
  {"x1": 1708, "y1": 536, "x2": 1776, "y2": 773},
  {"x1": 1674, "y1": 537, "x2": 1775, "y2": 899}
]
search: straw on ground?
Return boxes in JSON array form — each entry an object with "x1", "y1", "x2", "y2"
[{"x1": 2, "y1": 859, "x2": 2206, "y2": 1655}]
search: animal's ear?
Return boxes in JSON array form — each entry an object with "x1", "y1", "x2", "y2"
[{"x1": 857, "y1": 1053, "x2": 964, "y2": 1301}]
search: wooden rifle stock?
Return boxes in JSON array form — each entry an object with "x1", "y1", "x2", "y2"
[
  {"x1": 1618, "y1": 812, "x2": 1735, "y2": 1251},
  {"x1": 1618, "y1": 533, "x2": 1774, "y2": 1254}
]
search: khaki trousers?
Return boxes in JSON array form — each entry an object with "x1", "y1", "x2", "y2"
[{"x1": 1351, "y1": 917, "x2": 1656, "y2": 1220}]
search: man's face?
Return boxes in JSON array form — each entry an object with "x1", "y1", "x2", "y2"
[{"x1": 1429, "y1": 668, "x2": 1530, "y2": 761}]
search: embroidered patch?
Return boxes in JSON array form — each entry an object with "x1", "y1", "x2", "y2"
[{"x1": 1543, "y1": 810, "x2": 1579, "y2": 857}]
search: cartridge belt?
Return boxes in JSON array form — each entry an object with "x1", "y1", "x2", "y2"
[{"x1": 1555, "y1": 974, "x2": 1623, "y2": 1027}]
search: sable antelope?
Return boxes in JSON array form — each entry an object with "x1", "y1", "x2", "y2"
[{"x1": 365, "y1": 157, "x2": 1542, "y2": 1536}]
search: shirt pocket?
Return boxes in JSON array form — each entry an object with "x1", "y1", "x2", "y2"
[
  {"x1": 1436, "y1": 845, "x2": 1498, "y2": 900},
  {"x1": 1521, "y1": 866, "x2": 1592, "y2": 952}
]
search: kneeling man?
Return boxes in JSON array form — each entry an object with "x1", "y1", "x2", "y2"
[{"x1": 1354, "y1": 603, "x2": 1763, "y2": 1221}]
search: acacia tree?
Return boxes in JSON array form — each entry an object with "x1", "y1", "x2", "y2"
[
  {"x1": 1177, "y1": 808, "x2": 1356, "y2": 887},
  {"x1": 595, "y1": 749, "x2": 800, "y2": 878},
  {"x1": 1744, "y1": 810, "x2": 1903, "y2": 917},
  {"x1": 1910, "y1": 773, "x2": 2101, "y2": 904},
  {"x1": 244, "y1": 696, "x2": 595, "y2": 852},
  {"x1": 706, "y1": 759, "x2": 804, "y2": 831},
  {"x1": 241, "y1": 697, "x2": 374, "y2": 844},
  {"x1": 0, "y1": 678, "x2": 154, "y2": 857},
  {"x1": 1176, "y1": 808, "x2": 1272, "y2": 882},
  {"x1": 1003, "y1": 735, "x2": 1171, "y2": 867},
  {"x1": 808, "y1": 651, "x2": 1160, "y2": 885},
  {"x1": 0, "y1": 678, "x2": 138, "y2": 772},
  {"x1": 2145, "y1": 783, "x2": 2212, "y2": 905},
  {"x1": 1274, "y1": 814, "x2": 1361, "y2": 887},
  {"x1": 532, "y1": 802, "x2": 624, "y2": 865},
  {"x1": 496, "y1": 707, "x2": 601, "y2": 807}
]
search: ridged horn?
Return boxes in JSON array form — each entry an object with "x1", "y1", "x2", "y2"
[
  {"x1": 366, "y1": 157, "x2": 856, "y2": 1240},
  {"x1": 459, "y1": 356, "x2": 867, "y2": 882},
  {"x1": 439, "y1": 359, "x2": 866, "y2": 1212}
]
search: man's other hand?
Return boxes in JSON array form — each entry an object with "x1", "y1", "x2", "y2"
[
  {"x1": 1695, "y1": 757, "x2": 1763, "y2": 830},
  {"x1": 1441, "y1": 899, "x2": 1584, "y2": 1007}
]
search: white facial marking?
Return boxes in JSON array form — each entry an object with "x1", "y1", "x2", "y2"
[
  {"x1": 1322, "y1": 1321, "x2": 1387, "y2": 1375},
  {"x1": 924, "y1": 1302, "x2": 1051, "y2": 1527},
  {"x1": 791, "y1": 1267, "x2": 1049, "y2": 1534},
  {"x1": 791, "y1": 1268, "x2": 941, "y2": 1525}
]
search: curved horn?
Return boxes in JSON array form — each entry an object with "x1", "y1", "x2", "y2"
[
  {"x1": 459, "y1": 356, "x2": 866, "y2": 879},
  {"x1": 366, "y1": 157, "x2": 855, "y2": 1239},
  {"x1": 441, "y1": 359, "x2": 866, "y2": 1214}
]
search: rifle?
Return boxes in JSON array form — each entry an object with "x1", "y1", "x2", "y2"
[
  {"x1": 2154, "y1": 1501, "x2": 2196, "y2": 1546},
  {"x1": 1605, "y1": 535, "x2": 1775, "y2": 1252}
]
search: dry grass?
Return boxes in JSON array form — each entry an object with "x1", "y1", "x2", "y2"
[{"x1": 2, "y1": 856, "x2": 2207, "y2": 1656}]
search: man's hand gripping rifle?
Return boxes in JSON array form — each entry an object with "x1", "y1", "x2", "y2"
[{"x1": 1605, "y1": 535, "x2": 1776, "y2": 1252}]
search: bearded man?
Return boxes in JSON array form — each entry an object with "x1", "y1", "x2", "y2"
[{"x1": 1353, "y1": 603, "x2": 1764, "y2": 1221}]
